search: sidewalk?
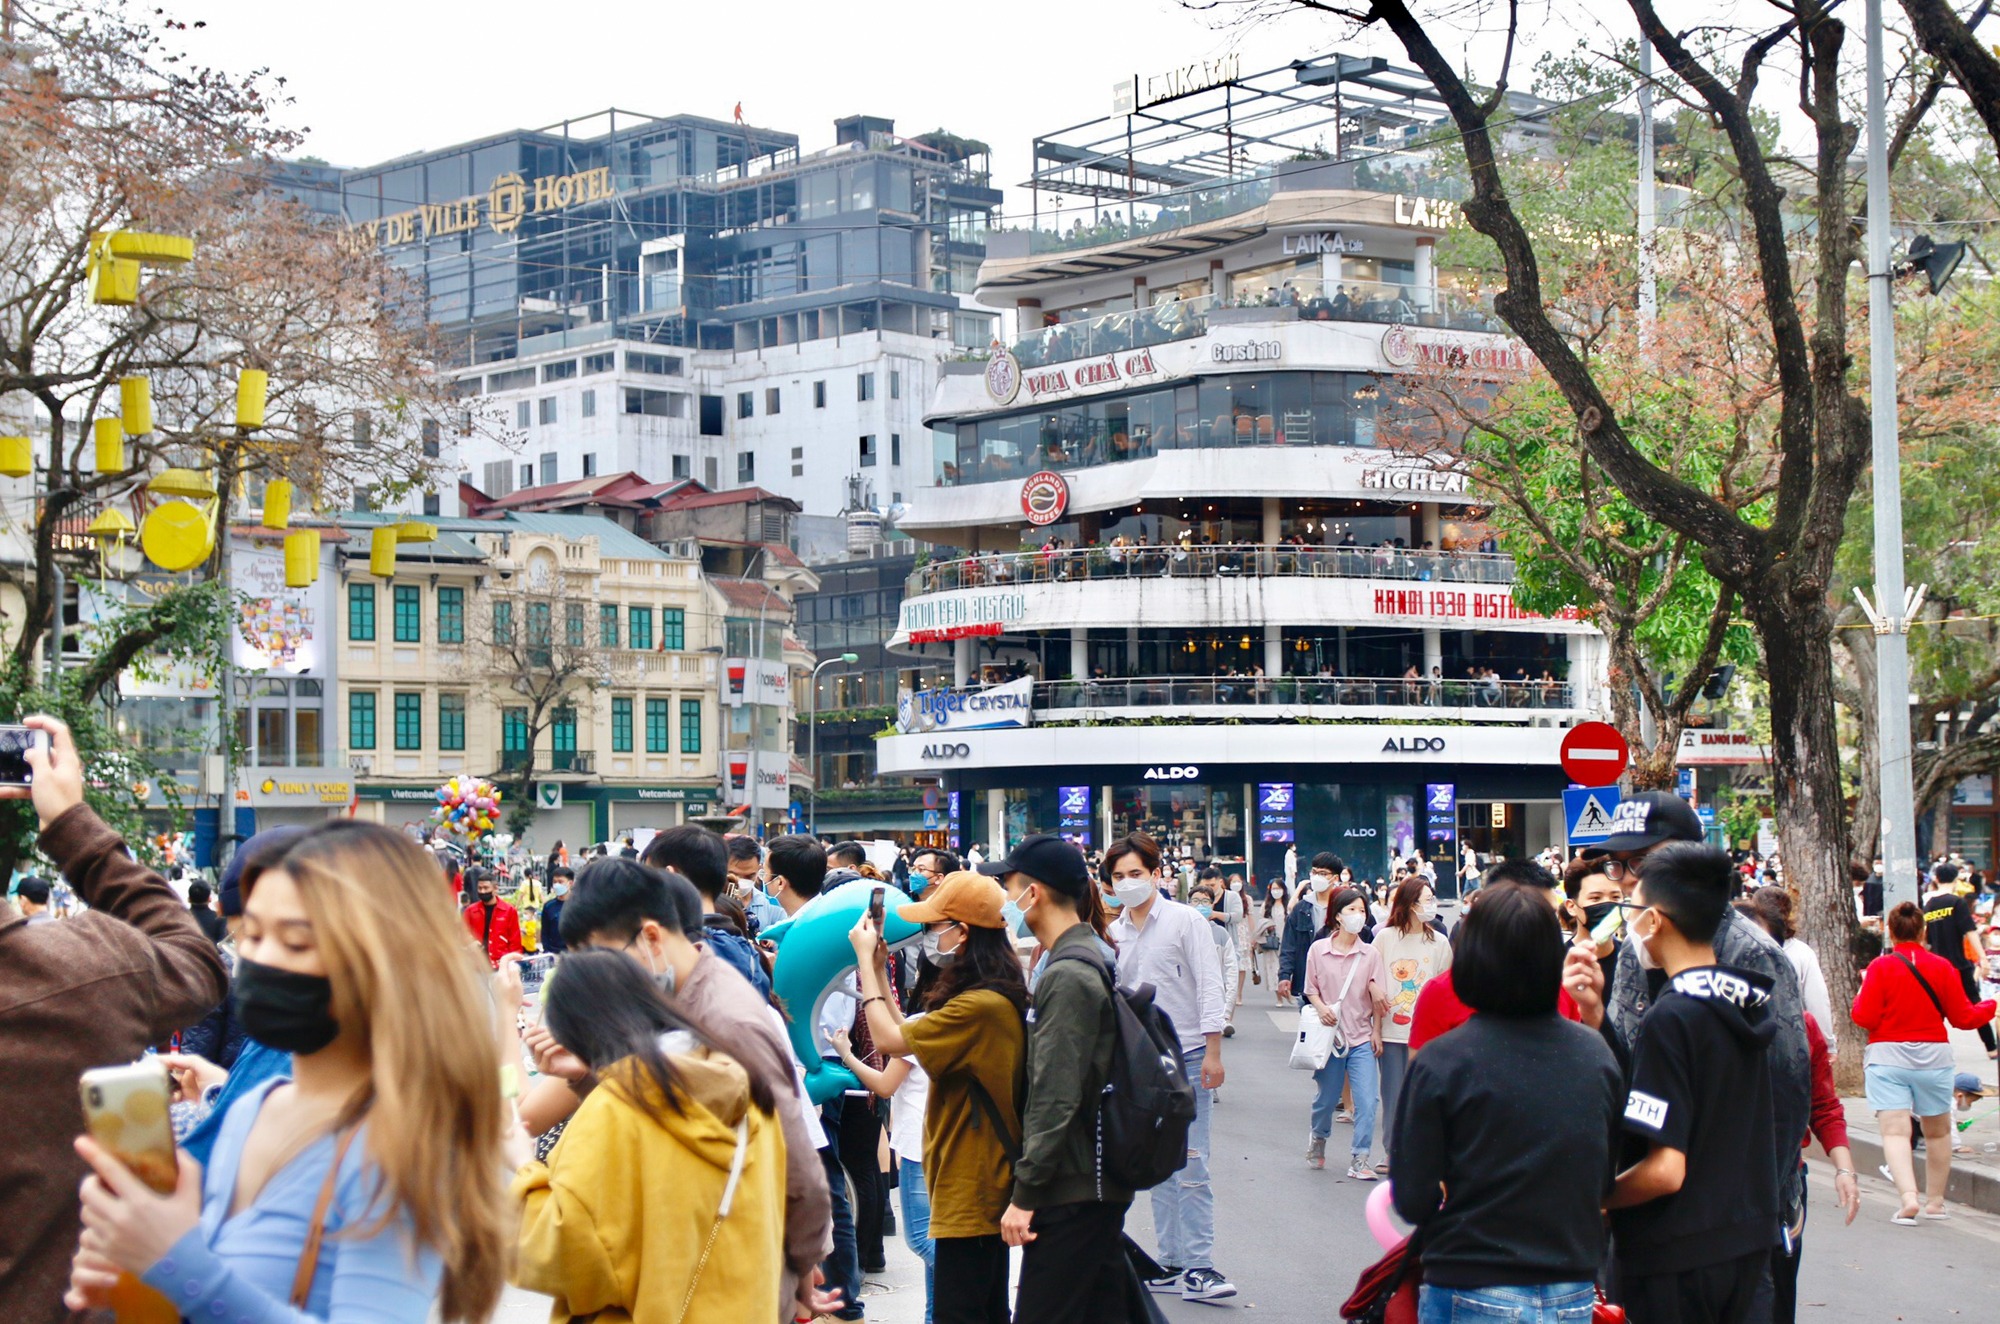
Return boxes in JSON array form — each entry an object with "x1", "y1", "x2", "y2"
[{"x1": 1834, "y1": 1025, "x2": 2000, "y2": 1214}]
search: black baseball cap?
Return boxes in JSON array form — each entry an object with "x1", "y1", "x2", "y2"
[
  {"x1": 1594, "y1": 791, "x2": 1705, "y2": 854},
  {"x1": 978, "y1": 833, "x2": 1092, "y2": 900}
]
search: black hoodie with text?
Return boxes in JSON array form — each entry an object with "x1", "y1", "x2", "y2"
[{"x1": 1611, "y1": 964, "x2": 1780, "y2": 1276}]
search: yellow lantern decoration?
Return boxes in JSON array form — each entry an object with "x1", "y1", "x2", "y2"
[
  {"x1": 262, "y1": 478, "x2": 293, "y2": 530},
  {"x1": 0, "y1": 437, "x2": 31, "y2": 479},
  {"x1": 86, "y1": 509, "x2": 140, "y2": 578},
  {"x1": 284, "y1": 528, "x2": 320, "y2": 587},
  {"x1": 139, "y1": 500, "x2": 215, "y2": 572},
  {"x1": 86, "y1": 230, "x2": 194, "y2": 306},
  {"x1": 119, "y1": 376, "x2": 152, "y2": 435},
  {"x1": 146, "y1": 468, "x2": 218, "y2": 500},
  {"x1": 369, "y1": 525, "x2": 398, "y2": 577},
  {"x1": 93, "y1": 417, "x2": 126, "y2": 474},
  {"x1": 395, "y1": 520, "x2": 438, "y2": 543},
  {"x1": 236, "y1": 370, "x2": 268, "y2": 431}
]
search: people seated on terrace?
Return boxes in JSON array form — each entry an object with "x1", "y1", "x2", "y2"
[
  {"x1": 1401, "y1": 665, "x2": 1424, "y2": 705},
  {"x1": 1331, "y1": 286, "x2": 1354, "y2": 318},
  {"x1": 1278, "y1": 282, "x2": 1300, "y2": 307},
  {"x1": 1476, "y1": 667, "x2": 1503, "y2": 707}
]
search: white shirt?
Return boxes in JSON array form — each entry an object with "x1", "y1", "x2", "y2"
[
  {"x1": 886, "y1": 1012, "x2": 931, "y2": 1162},
  {"x1": 770, "y1": 1007, "x2": 828, "y2": 1150},
  {"x1": 1108, "y1": 896, "x2": 1227, "y2": 1053},
  {"x1": 1783, "y1": 937, "x2": 1837, "y2": 1056}
]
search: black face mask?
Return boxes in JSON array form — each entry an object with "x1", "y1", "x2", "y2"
[
  {"x1": 233, "y1": 956, "x2": 341, "y2": 1055},
  {"x1": 479, "y1": 893, "x2": 495, "y2": 906},
  {"x1": 1580, "y1": 900, "x2": 1620, "y2": 936}
]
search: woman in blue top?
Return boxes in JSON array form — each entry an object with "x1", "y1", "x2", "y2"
[{"x1": 66, "y1": 822, "x2": 511, "y2": 1322}]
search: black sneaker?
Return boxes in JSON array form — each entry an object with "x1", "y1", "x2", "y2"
[
  {"x1": 1182, "y1": 1267, "x2": 1238, "y2": 1303},
  {"x1": 1146, "y1": 1267, "x2": 1185, "y2": 1293}
]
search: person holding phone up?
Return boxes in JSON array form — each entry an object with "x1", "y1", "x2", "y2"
[
  {"x1": 0, "y1": 715, "x2": 227, "y2": 1324},
  {"x1": 63, "y1": 818, "x2": 513, "y2": 1322}
]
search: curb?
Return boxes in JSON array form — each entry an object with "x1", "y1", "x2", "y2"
[{"x1": 1840, "y1": 1131, "x2": 2000, "y2": 1216}]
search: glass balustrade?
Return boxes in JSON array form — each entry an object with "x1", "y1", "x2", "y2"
[{"x1": 906, "y1": 543, "x2": 1514, "y2": 596}]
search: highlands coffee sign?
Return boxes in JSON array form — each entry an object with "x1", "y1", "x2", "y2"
[{"x1": 343, "y1": 166, "x2": 618, "y2": 251}]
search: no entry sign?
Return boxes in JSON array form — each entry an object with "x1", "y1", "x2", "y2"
[{"x1": 1560, "y1": 721, "x2": 1629, "y2": 787}]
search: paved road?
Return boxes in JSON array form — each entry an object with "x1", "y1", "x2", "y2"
[{"x1": 497, "y1": 998, "x2": 2000, "y2": 1322}]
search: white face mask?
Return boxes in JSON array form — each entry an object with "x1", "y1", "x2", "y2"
[
  {"x1": 1415, "y1": 900, "x2": 1437, "y2": 924},
  {"x1": 1339, "y1": 911, "x2": 1366, "y2": 934},
  {"x1": 1633, "y1": 911, "x2": 1662, "y2": 970},
  {"x1": 1229, "y1": 880, "x2": 1243, "y2": 891},
  {"x1": 1113, "y1": 877, "x2": 1157, "y2": 910},
  {"x1": 1311, "y1": 874, "x2": 1335, "y2": 895}
]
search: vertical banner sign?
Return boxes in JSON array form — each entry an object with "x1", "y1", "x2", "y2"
[
  {"x1": 1057, "y1": 785, "x2": 1093, "y2": 846},
  {"x1": 1257, "y1": 783, "x2": 1296, "y2": 843},
  {"x1": 1425, "y1": 783, "x2": 1457, "y2": 846},
  {"x1": 948, "y1": 789, "x2": 962, "y2": 850}
]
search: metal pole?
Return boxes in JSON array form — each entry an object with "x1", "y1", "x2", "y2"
[
  {"x1": 808, "y1": 664, "x2": 819, "y2": 837},
  {"x1": 1865, "y1": 0, "x2": 1921, "y2": 910},
  {"x1": 1637, "y1": 37, "x2": 1658, "y2": 344}
]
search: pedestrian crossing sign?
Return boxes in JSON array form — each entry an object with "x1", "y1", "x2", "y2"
[{"x1": 1564, "y1": 786, "x2": 1622, "y2": 843}]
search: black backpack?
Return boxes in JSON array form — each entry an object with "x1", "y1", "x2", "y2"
[
  {"x1": 968, "y1": 944, "x2": 1200, "y2": 1196},
  {"x1": 1049, "y1": 942, "x2": 1199, "y2": 1193}
]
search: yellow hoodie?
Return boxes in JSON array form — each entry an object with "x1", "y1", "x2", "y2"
[{"x1": 511, "y1": 1046, "x2": 787, "y2": 1324}]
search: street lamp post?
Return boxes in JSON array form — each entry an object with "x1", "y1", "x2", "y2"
[{"x1": 807, "y1": 652, "x2": 860, "y2": 836}]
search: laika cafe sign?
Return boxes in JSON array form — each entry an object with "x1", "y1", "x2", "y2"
[
  {"x1": 990, "y1": 347, "x2": 1162, "y2": 404},
  {"x1": 343, "y1": 166, "x2": 617, "y2": 251}
]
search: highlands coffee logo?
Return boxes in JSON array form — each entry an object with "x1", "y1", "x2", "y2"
[{"x1": 1383, "y1": 737, "x2": 1446, "y2": 754}]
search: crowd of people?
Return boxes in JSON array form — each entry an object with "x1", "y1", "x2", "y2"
[{"x1": 6, "y1": 707, "x2": 1998, "y2": 1324}]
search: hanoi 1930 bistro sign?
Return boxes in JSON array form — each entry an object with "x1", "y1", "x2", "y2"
[
  {"x1": 899, "y1": 588, "x2": 1027, "y2": 636},
  {"x1": 343, "y1": 166, "x2": 618, "y2": 251}
]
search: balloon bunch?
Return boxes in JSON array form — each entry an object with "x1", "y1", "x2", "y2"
[{"x1": 433, "y1": 777, "x2": 503, "y2": 841}]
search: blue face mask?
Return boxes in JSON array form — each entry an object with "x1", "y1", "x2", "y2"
[
  {"x1": 1002, "y1": 897, "x2": 1031, "y2": 938},
  {"x1": 1194, "y1": 902, "x2": 1213, "y2": 917},
  {"x1": 1101, "y1": 889, "x2": 1124, "y2": 910}
]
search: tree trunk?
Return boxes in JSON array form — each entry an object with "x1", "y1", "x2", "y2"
[
  {"x1": 1755, "y1": 592, "x2": 1867, "y2": 1092},
  {"x1": 1839, "y1": 626, "x2": 1882, "y2": 867}
]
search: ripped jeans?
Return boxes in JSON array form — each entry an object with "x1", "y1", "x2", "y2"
[{"x1": 1149, "y1": 1044, "x2": 1215, "y2": 1271}]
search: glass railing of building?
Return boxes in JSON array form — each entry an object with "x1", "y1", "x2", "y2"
[
  {"x1": 1003, "y1": 163, "x2": 1467, "y2": 258},
  {"x1": 907, "y1": 543, "x2": 1514, "y2": 596},
  {"x1": 1034, "y1": 674, "x2": 1576, "y2": 712},
  {"x1": 1006, "y1": 279, "x2": 1502, "y2": 371}
]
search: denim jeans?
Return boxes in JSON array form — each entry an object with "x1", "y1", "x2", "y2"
[
  {"x1": 1150, "y1": 1044, "x2": 1214, "y2": 1270},
  {"x1": 1378, "y1": 1041, "x2": 1410, "y2": 1153},
  {"x1": 818, "y1": 1134, "x2": 864, "y2": 1319},
  {"x1": 899, "y1": 1157, "x2": 935, "y2": 1324},
  {"x1": 1417, "y1": 1281, "x2": 1597, "y2": 1323},
  {"x1": 1311, "y1": 1042, "x2": 1381, "y2": 1162}
]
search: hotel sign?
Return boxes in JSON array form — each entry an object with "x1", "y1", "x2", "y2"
[{"x1": 343, "y1": 166, "x2": 617, "y2": 251}]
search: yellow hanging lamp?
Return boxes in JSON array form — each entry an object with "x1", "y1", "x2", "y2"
[
  {"x1": 284, "y1": 528, "x2": 320, "y2": 587},
  {"x1": 140, "y1": 499, "x2": 216, "y2": 572},
  {"x1": 236, "y1": 370, "x2": 268, "y2": 431},
  {"x1": 261, "y1": 478, "x2": 293, "y2": 530},
  {"x1": 146, "y1": 468, "x2": 218, "y2": 501},
  {"x1": 119, "y1": 377, "x2": 152, "y2": 435},
  {"x1": 93, "y1": 417, "x2": 126, "y2": 474},
  {"x1": 0, "y1": 436, "x2": 31, "y2": 479}
]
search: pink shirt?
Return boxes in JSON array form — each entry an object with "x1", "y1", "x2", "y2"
[{"x1": 1305, "y1": 935, "x2": 1385, "y2": 1046}]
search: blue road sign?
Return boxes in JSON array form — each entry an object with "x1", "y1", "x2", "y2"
[{"x1": 1564, "y1": 785, "x2": 1623, "y2": 843}]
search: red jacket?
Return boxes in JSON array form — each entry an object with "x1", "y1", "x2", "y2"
[
  {"x1": 1803, "y1": 1012, "x2": 1847, "y2": 1153},
  {"x1": 1851, "y1": 941, "x2": 1996, "y2": 1044},
  {"x1": 463, "y1": 898, "x2": 523, "y2": 968}
]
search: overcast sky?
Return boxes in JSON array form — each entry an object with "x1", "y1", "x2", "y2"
[{"x1": 169, "y1": 0, "x2": 1598, "y2": 222}]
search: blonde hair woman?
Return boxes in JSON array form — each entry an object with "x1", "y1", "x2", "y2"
[{"x1": 67, "y1": 821, "x2": 510, "y2": 1322}]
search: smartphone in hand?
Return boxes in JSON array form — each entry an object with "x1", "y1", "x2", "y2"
[
  {"x1": 0, "y1": 724, "x2": 49, "y2": 787},
  {"x1": 80, "y1": 1061, "x2": 178, "y2": 1194},
  {"x1": 868, "y1": 885, "x2": 886, "y2": 933}
]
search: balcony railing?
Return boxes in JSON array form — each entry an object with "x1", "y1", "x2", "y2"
[
  {"x1": 1037, "y1": 674, "x2": 1577, "y2": 713},
  {"x1": 1004, "y1": 279, "x2": 1502, "y2": 372},
  {"x1": 498, "y1": 749, "x2": 595, "y2": 773},
  {"x1": 908, "y1": 543, "x2": 1514, "y2": 597}
]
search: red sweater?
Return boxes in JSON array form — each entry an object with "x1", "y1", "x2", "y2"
[
  {"x1": 1850, "y1": 942, "x2": 1996, "y2": 1043},
  {"x1": 1407, "y1": 969, "x2": 1580, "y2": 1051}
]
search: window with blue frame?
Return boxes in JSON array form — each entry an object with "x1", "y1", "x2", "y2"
[
  {"x1": 494, "y1": 600, "x2": 514, "y2": 644},
  {"x1": 600, "y1": 604, "x2": 620, "y2": 648},
  {"x1": 611, "y1": 697, "x2": 633, "y2": 752},
  {"x1": 661, "y1": 607, "x2": 685, "y2": 651},
  {"x1": 629, "y1": 606, "x2": 653, "y2": 651},
  {"x1": 680, "y1": 698, "x2": 702, "y2": 753},
  {"x1": 348, "y1": 584, "x2": 375, "y2": 641},
  {"x1": 349, "y1": 692, "x2": 376, "y2": 749},
  {"x1": 503, "y1": 707, "x2": 529, "y2": 752},
  {"x1": 438, "y1": 693, "x2": 465, "y2": 751},
  {"x1": 393, "y1": 692, "x2": 421, "y2": 750},
  {"x1": 645, "y1": 698, "x2": 670, "y2": 752},
  {"x1": 437, "y1": 587, "x2": 465, "y2": 643},
  {"x1": 393, "y1": 585, "x2": 421, "y2": 643}
]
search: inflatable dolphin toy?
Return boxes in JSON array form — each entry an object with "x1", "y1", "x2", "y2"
[{"x1": 765, "y1": 878, "x2": 923, "y2": 1103}]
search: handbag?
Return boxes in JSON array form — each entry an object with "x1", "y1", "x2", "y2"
[
  {"x1": 1289, "y1": 957, "x2": 1361, "y2": 1070},
  {"x1": 1340, "y1": 1226, "x2": 1421, "y2": 1323}
]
